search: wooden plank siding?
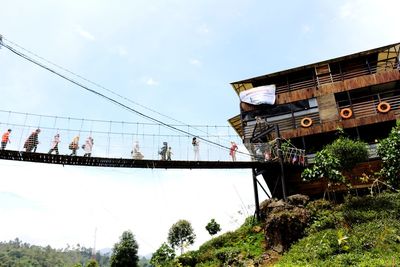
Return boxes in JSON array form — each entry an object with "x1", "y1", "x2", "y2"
[{"x1": 317, "y1": 94, "x2": 339, "y2": 121}]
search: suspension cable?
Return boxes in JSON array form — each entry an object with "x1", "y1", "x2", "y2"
[
  {"x1": 1, "y1": 36, "x2": 232, "y2": 143},
  {"x1": 0, "y1": 36, "x2": 250, "y2": 156}
]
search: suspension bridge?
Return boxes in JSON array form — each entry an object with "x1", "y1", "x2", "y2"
[
  {"x1": 0, "y1": 34, "x2": 307, "y2": 210},
  {"x1": 0, "y1": 109, "x2": 306, "y2": 169}
]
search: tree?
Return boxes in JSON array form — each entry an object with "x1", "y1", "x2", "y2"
[
  {"x1": 205, "y1": 219, "x2": 221, "y2": 236},
  {"x1": 85, "y1": 259, "x2": 99, "y2": 267},
  {"x1": 378, "y1": 120, "x2": 400, "y2": 188},
  {"x1": 110, "y1": 230, "x2": 139, "y2": 267},
  {"x1": 138, "y1": 256, "x2": 151, "y2": 267},
  {"x1": 302, "y1": 136, "x2": 368, "y2": 184},
  {"x1": 150, "y1": 242, "x2": 175, "y2": 267},
  {"x1": 167, "y1": 220, "x2": 196, "y2": 255}
]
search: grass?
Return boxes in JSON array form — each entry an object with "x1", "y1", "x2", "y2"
[
  {"x1": 170, "y1": 192, "x2": 400, "y2": 266},
  {"x1": 275, "y1": 192, "x2": 400, "y2": 266},
  {"x1": 176, "y1": 217, "x2": 265, "y2": 266}
]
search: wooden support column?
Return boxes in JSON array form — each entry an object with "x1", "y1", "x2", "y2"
[
  {"x1": 275, "y1": 124, "x2": 288, "y2": 201},
  {"x1": 252, "y1": 168, "x2": 261, "y2": 221}
]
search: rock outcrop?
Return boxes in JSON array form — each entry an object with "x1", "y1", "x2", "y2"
[{"x1": 260, "y1": 194, "x2": 311, "y2": 253}]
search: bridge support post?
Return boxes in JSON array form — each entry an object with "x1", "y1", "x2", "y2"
[
  {"x1": 252, "y1": 168, "x2": 261, "y2": 221},
  {"x1": 274, "y1": 124, "x2": 288, "y2": 201}
]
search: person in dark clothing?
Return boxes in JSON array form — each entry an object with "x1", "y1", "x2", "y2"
[
  {"x1": 24, "y1": 129, "x2": 41, "y2": 152},
  {"x1": 159, "y1": 142, "x2": 168, "y2": 160}
]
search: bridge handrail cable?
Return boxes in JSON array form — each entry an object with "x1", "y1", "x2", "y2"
[{"x1": 1, "y1": 36, "x2": 232, "y2": 144}]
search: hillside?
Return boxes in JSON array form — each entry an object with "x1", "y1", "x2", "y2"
[
  {"x1": 171, "y1": 192, "x2": 400, "y2": 266},
  {"x1": 0, "y1": 241, "x2": 110, "y2": 266},
  {"x1": 1, "y1": 192, "x2": 399, "y2": 266}
]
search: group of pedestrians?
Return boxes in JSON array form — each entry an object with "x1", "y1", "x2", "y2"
[
  {"x1": 1, "y1": 128, "x2": 94, "y2": 157},
  {"x1": 2, "y1": 128, "x2": 240, "y2": 161},
  {"x1": 158, "y1": 141, "x2": 173, "y2": 161},
  {"x1": 157, "y1": 137, "x2": 238, "y2": 162},
  {"x1": 157, "y1": 137, "x2": 198, "y2": 161}
]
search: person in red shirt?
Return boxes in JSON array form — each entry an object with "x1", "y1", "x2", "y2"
[
  {"x1": 229, "y1": 141, "x2": 238, "y2": 161},
  {"x1": 1, "y1": 129, "x2": 12, "y2": 150}
]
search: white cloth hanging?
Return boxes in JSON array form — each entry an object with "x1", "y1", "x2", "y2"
[{"x1": 239, "y1": 84, "x2": 276, "y2": 105}]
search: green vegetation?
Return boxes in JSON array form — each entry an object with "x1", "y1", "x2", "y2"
[
  {"x1": 150, "y1": 242, "x2": 175, "y2": 267},
  {"x1": 276, "y1": 193, "x2": 400, "y2": 266},
  {"x1": 175, "y1": 217, "x2": 265, "y2": 266},
  {"x1": 0, "y1": 239, "x2": 109, "y2": 266},
  {"x1": 110, "y1": 230, "x2": 139, "y2": 267},
  {"x1": 302, "y1": 136, "x2": 368, "y2": 183},
  {"x1": 86, "y1": 259, "x2": 99, "y2": 267},
  {"x1": 168, "y1": 220, "x2": 196, "y2": 255},
  {"x1": 148, "y1": 193, "x2": 400, "y2": 266},
  {"x1": 378, "y1": 120, "x2": 400, "y2": 189},
  {"x1": 205, "y1": 219, "x2": 221, "y2": 236}
]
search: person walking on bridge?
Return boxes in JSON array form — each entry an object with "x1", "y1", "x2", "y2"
[
  {"x1": 24, "y1": 128, "x2": 41, "y2": 152},
  {"x1": 48, "y1": 133, "x2": 60, "y2": 155},
  {"x1": 230, "y1": 141, "x2": 238, "y2": 161},
  {"x1": 69, "y1": 135, "x2": 80, "y2": 156},
  {"x1": 192, "y1": 137, "x2": 200, "y2": 161},
  {"x1": 1, "y1": 129, "x2": 12, "y2": 150},
  {"x1": 159, "y1": 142, "x2": 168, "y2": 160},
  {"x1": 166, "y1": 146, "x2": 173, "y2": 161},
  {"x1": 131, "y1": 141, "x2": 144, "y2": 160},
  {"x1": 83, "y1": 136, "x2": 94, "y2": 157}
]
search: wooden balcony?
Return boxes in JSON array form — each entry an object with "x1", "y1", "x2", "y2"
[
  {"x1": 243, "y1": 108, "x2": 321, "y2": 141},
  {"x1": 338, "y1": 90, "x2": 400, "y2": 120},
  {"x1": 274, "y1": 56, "x2": 399, "y2": 95}
]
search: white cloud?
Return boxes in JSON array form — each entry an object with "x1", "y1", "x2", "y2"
[
  {"x1": 189, "y1": 58, "x2": 202, "y2": 66},
  {"x1": 197, "y1": 24, "x2": 210, "y2": 34},
  {"x1": 339, "y1": 2, "x2": 353, "y2": 18},
  {"x1": 75, "y1": 25, "x2": 95, "y2": 41},
  {"x1": 116, "y1": 46, "x2": 128, "y2": 56},
  {"x1": 301, "y1": 24, "x2": 312, "y2": 34},
  {"x1": 145, "y1": 78, "x2": 159, "y2": 86},
  {"x1": 331, "y1": 0, "x2": 400, "y2": 48}
]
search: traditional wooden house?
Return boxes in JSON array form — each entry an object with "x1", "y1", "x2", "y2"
[{"x1": 229, "y1": 42, "x2": 400, "y2": 199}]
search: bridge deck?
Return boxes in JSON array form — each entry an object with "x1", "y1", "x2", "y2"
[{"x1": 0, "y1": 150, "x2": 283, "y2": 169}]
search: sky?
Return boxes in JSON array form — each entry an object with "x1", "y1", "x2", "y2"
[{"x1": 0, "y1": 0, "x2": 399, "y2": 257}]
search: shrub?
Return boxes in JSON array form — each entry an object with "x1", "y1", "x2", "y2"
[
  {"x1": 378, "y1": 120, "x2": 400, "y2": 189},
  {"x1": 325, "y1": 137, "x2": 368, "y2": 172},
  {"x1": 191, "y1": 216, "x2": 264, "y2": 265},
  {"x1": 214, "y1": 247, "x2": 240, "y2": 264},
  {"x1": 302, "y1": 137, "x2": 368, "y2": 184},
  {"x1": 176, "y1": 250, "x2": 198, "y2": 267}
]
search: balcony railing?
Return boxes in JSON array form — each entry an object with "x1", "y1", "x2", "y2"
[
  {"x1": 246, "y1": 141, "x2": 307, "y2": 166},
  {"x1": 243, "y1": 108, "x2": 320, "y2": 140},
  {"x1": 337, "y1": 89, "x2": 400, "y2": 120},
  {"x1": 274, "y1": 56, "x2": 399, "y2": 94}
]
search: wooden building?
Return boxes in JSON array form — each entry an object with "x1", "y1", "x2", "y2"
[{"x1": 229, "y1": 42, "x2": 400, "y2": 198}]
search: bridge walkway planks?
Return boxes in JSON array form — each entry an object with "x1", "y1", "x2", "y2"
[{"x1": 0, "y1": 150, "x2": 286, "y2": 170}]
